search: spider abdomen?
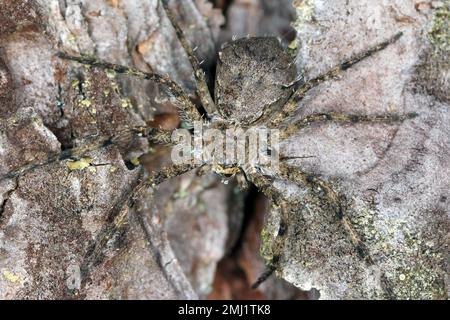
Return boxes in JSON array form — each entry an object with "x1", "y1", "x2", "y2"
[{"x1": 214, "y1": 37, "x2": 297, "y2": 125}]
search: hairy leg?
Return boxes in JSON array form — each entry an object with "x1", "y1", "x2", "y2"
[
  {"x1": 135, "y1": 162, "x2": 200, "y2": 193},
  {"x1": 0, "y1": 126, "x2": 173, "y2": 181},
  {"x1": 277, "y1": 163, "x2": 373, "y2": 263},
  {"x1": 269, "y1": 32, "x2": 403, "y2": 128},
  {"x1": 245, "y1": 168, "x2": 288, "y2": 288},
  {"x1": 280, "y1": 111, "x2": 418, "y2": 139},
  {"x1": 81, "y1": 161, "x2": 200, "y2": 284},
  {"x1": 247, "y1": 161, "x2": 376, "y2": 288},
  {"x1": 57, "y1": 53, "x2": 202, "y2": 124},
  {"x1": 159, "y1": 0, "x2": 217, "y2": 117}
]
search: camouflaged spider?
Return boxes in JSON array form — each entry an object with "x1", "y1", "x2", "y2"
[{"x1": 2, "y1": 0, "x2": 418, "y2": 288}]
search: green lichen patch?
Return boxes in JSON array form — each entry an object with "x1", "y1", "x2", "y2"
[
  {"x1": 391, "y1": 265, "x2": 447, "y2": 299},
  {"x1": 66, "y1": 157, "x2": 93, "y2": 171},
  {"x1": 292, "y1": 0, "x2": 315, "y2": 28},
  {"x1": 260, "y1": 227, "x2": 275, "y2": 261},
  {"x1": 414, "y1": 1, "x2": 450, "y2": 102},
  {"x1": 2, "y1": 269, "x2": 21, "y2": 284},
  {"x1": 429, "y1": 1, "x2": 450, "y2": 53},
  {"x1": 259, "y1": 204, "x2": 281, "y2": 262},
  {"x1": 348, "y1": 201, "x2": 448, "y2": 299}
]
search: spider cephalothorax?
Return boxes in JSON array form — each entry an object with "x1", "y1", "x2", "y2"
[
  {"x1": 214, "y1": 36, "x2": 297, "y2": 125},
  {"x1": 1, "y1": 0, "x2": 418, "y2": 290}
]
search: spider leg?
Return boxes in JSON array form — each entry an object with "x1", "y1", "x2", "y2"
[
  {"x1": 251, "y1": 264, "x2": 277, "y2": 290},
  {"x1": 280, "y1": 112, "x2": 418, "y2": 139},
  {"x1": 277, "y1": 163, "x2": 373, "y2": 264},
  {"x1": 245, "y1": 168, "x2": 283, "y2": 203},
  {"x1": 269, "y1": 32, "x2": 403, "y2": 128},
  {"x1": 236, "y1": 169, "x2": 250, "y2": 190},
  {"x1": 81, "y1": 161, "x2": 200, "y2": 283},
  {"x1": 147, "y1": 128, "x2": 177, "y2": 146},
  {"x1": 134, "y1": 162, "x2": 200, "y2": 196},
  {"x1": 247, "y1": 161, "x2": 375, "y2": 288},
  {"x1": 56, "y1": 53, "x2": 202, "y2": 124},
  {"x1": 0, "y1": 126, "x2": 172, "y2": 181},
  {"x1": 245, "y1": 168, "x2": 289, "y2": 288},
  {"x1": 159, "y1": 0, "x2": 217, "y2": 117}
]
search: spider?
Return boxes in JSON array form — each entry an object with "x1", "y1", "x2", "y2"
[{"x1": 1, "y1": 0, "x2": 417, "y2": 291}]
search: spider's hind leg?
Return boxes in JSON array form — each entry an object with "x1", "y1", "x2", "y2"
[
  {"x1": 245, "y1": 169, "x2": 292, "y2": 288},
  {"x1": 245, "y1": 159, "x2": 377, "y2": 289},
  {"x1": 250, "y1": 200, "x2": 292, "y2": 289},
  {"x1": 269, "y1": 32, "x2": 403, "y2": 128},
  {"x1": 247, "y1": 160, "x2": 377, "y2": 288},
  {"x1": 80, "y1": 161, "x2": 200, "y2": 284},
  {"x1": 277, "y1": 163, "x2": 374, "y2": 264}
]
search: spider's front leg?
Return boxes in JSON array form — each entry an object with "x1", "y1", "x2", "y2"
[
  {"x1": 56, "y1": 53, "x2": 202, "y2": 125},
  {"x1": 159, "y1": 0, "x2": 217, "y2": 117},
  {"x1": 280, "y1": 112, "x2": 418, "y2": 139},
  {"x1": 269, "y1": 32, "x2": 403, "y2": 128}
]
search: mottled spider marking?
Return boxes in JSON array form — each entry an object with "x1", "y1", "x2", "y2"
[{"x1": 215, "y1": 37, "x2": 297, "y2": 125}]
